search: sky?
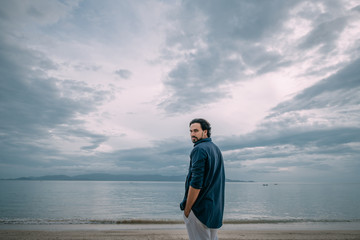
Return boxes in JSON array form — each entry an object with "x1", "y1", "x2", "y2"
[{"x1": 0, "y1": 0, "x2": 359, "y2": 182}]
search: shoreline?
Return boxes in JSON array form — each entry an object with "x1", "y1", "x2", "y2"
[
  {"x1": 1, "y1": 221, "x2": 360, "y2": 231},
  {"x1": 1, "y1": 229, "x2": 360, "y2": 240},
  {"x1": 1, "y1": 222, "x2": 360, "y2": 240},
  {"x1": 2, "y1": 218, "x2": 359, "y2": 224}
]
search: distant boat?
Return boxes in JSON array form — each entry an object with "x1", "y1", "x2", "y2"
[{"x1": 262, "y1": 184, "x2": 268, "y2": 186}]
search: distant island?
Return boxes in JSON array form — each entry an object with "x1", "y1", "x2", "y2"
[{"x1": 3, "y1": 173, "x2": 253, "y2": 182}]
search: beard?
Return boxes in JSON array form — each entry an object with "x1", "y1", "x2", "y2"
[{"x1": 191, "y1": 136, "x2": 201, "y2": 143}]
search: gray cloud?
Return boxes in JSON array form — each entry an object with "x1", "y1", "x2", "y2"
[
  {"x1": 219, "y1": 125, "x2": 360, "y2": 153},
  {"x1": 159, "y1": 1, "x2": 358, "y2": 114},
  {"x1": 99, "y1": 139, "x2": 190, "y2": 176},
  {"x1": 297, "y1": 1, "x2": 360, "y2": 53},
  {"x1": 115, "y1": 69, "x2": 132, "y2": 79},
  {"x1": 158, "y1": 1, "x2": 310, "y2": 113},
  {"x1": 73, "y1": 63, "x2": 101, "y2": 72},
  {"x1": 65, "y1": 128, "x2": 109, "y2": 151},
  {"x1": 203, "y1": 0, "x2": 296, "y2": 41},
  {"x1": 272, "y1": 57, "x2": 360, "y2": 114},
  {"x1": 217, "y1": 58, "x2": 360, "y2": 181},
  {"x1": 0, "y1": 36, "x2": 110, "y2": 175},
  {"x1": 0, "y1": 0, "x2": 78, "y2": 27},
  {"x1": 299, "y1": 16, "x2": 348, "y2": 52},
  {"x1": 159, "y1": 42, "x2": 291, "y2": 113}
]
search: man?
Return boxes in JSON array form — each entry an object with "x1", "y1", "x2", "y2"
[{"x1": 180, "y1": 118, "x2": 225, "y2": 240}]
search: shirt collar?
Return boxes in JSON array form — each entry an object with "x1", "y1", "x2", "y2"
[{"x1": 194, "y1": 137, "x2": 212, "y2": 146}]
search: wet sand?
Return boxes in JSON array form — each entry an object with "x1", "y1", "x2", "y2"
[
  {"x1": 1, "y1": 222, "x2": 360, "y2": 240},
  {"x1": 1, "y1": 229, "x2": 360, "y2": 240}
]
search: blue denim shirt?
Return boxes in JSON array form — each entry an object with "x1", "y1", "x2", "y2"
[{"x1": 180, "y1": 138, "x2": 225, "y2": 228}]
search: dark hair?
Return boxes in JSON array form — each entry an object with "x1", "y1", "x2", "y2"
[{"x1": 189, "y1": 118, "x2": 211, "y2": 137}]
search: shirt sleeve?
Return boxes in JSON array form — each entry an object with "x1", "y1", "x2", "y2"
[{"x1": 189, "y1": 147, "x2": 207, "y2": 189}]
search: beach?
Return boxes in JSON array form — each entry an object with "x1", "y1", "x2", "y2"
[
  {"x1": 1, "y1": 229, "x2": 360, "y2": 240},
  {"x1": 1, "y1": 223, "x2": 360, "y2": 240}
]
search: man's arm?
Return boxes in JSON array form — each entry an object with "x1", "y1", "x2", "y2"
[{"x1": 184, "y1": 186, "x2": 201, "y2": 217}]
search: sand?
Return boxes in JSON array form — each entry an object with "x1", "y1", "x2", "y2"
[{"x1": 1, "y1": 229, "x2": 360, "y2": 240}]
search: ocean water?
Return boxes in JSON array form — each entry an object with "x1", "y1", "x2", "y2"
[{"x1": 0, "y1": 181, "x2": 359, "y2": 225}]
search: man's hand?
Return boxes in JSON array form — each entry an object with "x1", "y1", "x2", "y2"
[
  {"x1": 184, "y1": 186, "x2": 200, "y2": 218},
  {"x1": 184, "y1": 208, "x2": 191, "y2": 218}
]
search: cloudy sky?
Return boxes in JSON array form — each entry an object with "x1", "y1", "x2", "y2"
[{"x1": 1, "y1": 0, "x2": 359, "y2": 182}]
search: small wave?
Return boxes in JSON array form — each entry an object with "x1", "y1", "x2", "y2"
[
  {"x1": 0, "y1": 218, "x2": 183, "y2": 225},
  {"x1": 223, "y1": 219, "x2": 360, "y2": 224},
  {"x1": 1, "y1": 218, "x2": 359, "y2": 225}
]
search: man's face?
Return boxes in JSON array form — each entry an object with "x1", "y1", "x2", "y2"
[{"x1": 190, "y1": 123, "x2": 207, "y2": 143}]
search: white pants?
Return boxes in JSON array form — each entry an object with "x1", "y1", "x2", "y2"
[{"x1": 183, "y1": 211, "x2": 218, "y2": 240}]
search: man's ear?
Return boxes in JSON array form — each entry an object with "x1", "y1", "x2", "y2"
[{"x1": 203, "y1": 130, "x2": 208, "y2": 138}]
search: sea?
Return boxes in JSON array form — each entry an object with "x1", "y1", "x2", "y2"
[{"x1": 0, "y1": 181, "x2": 360, "y2": 227}]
